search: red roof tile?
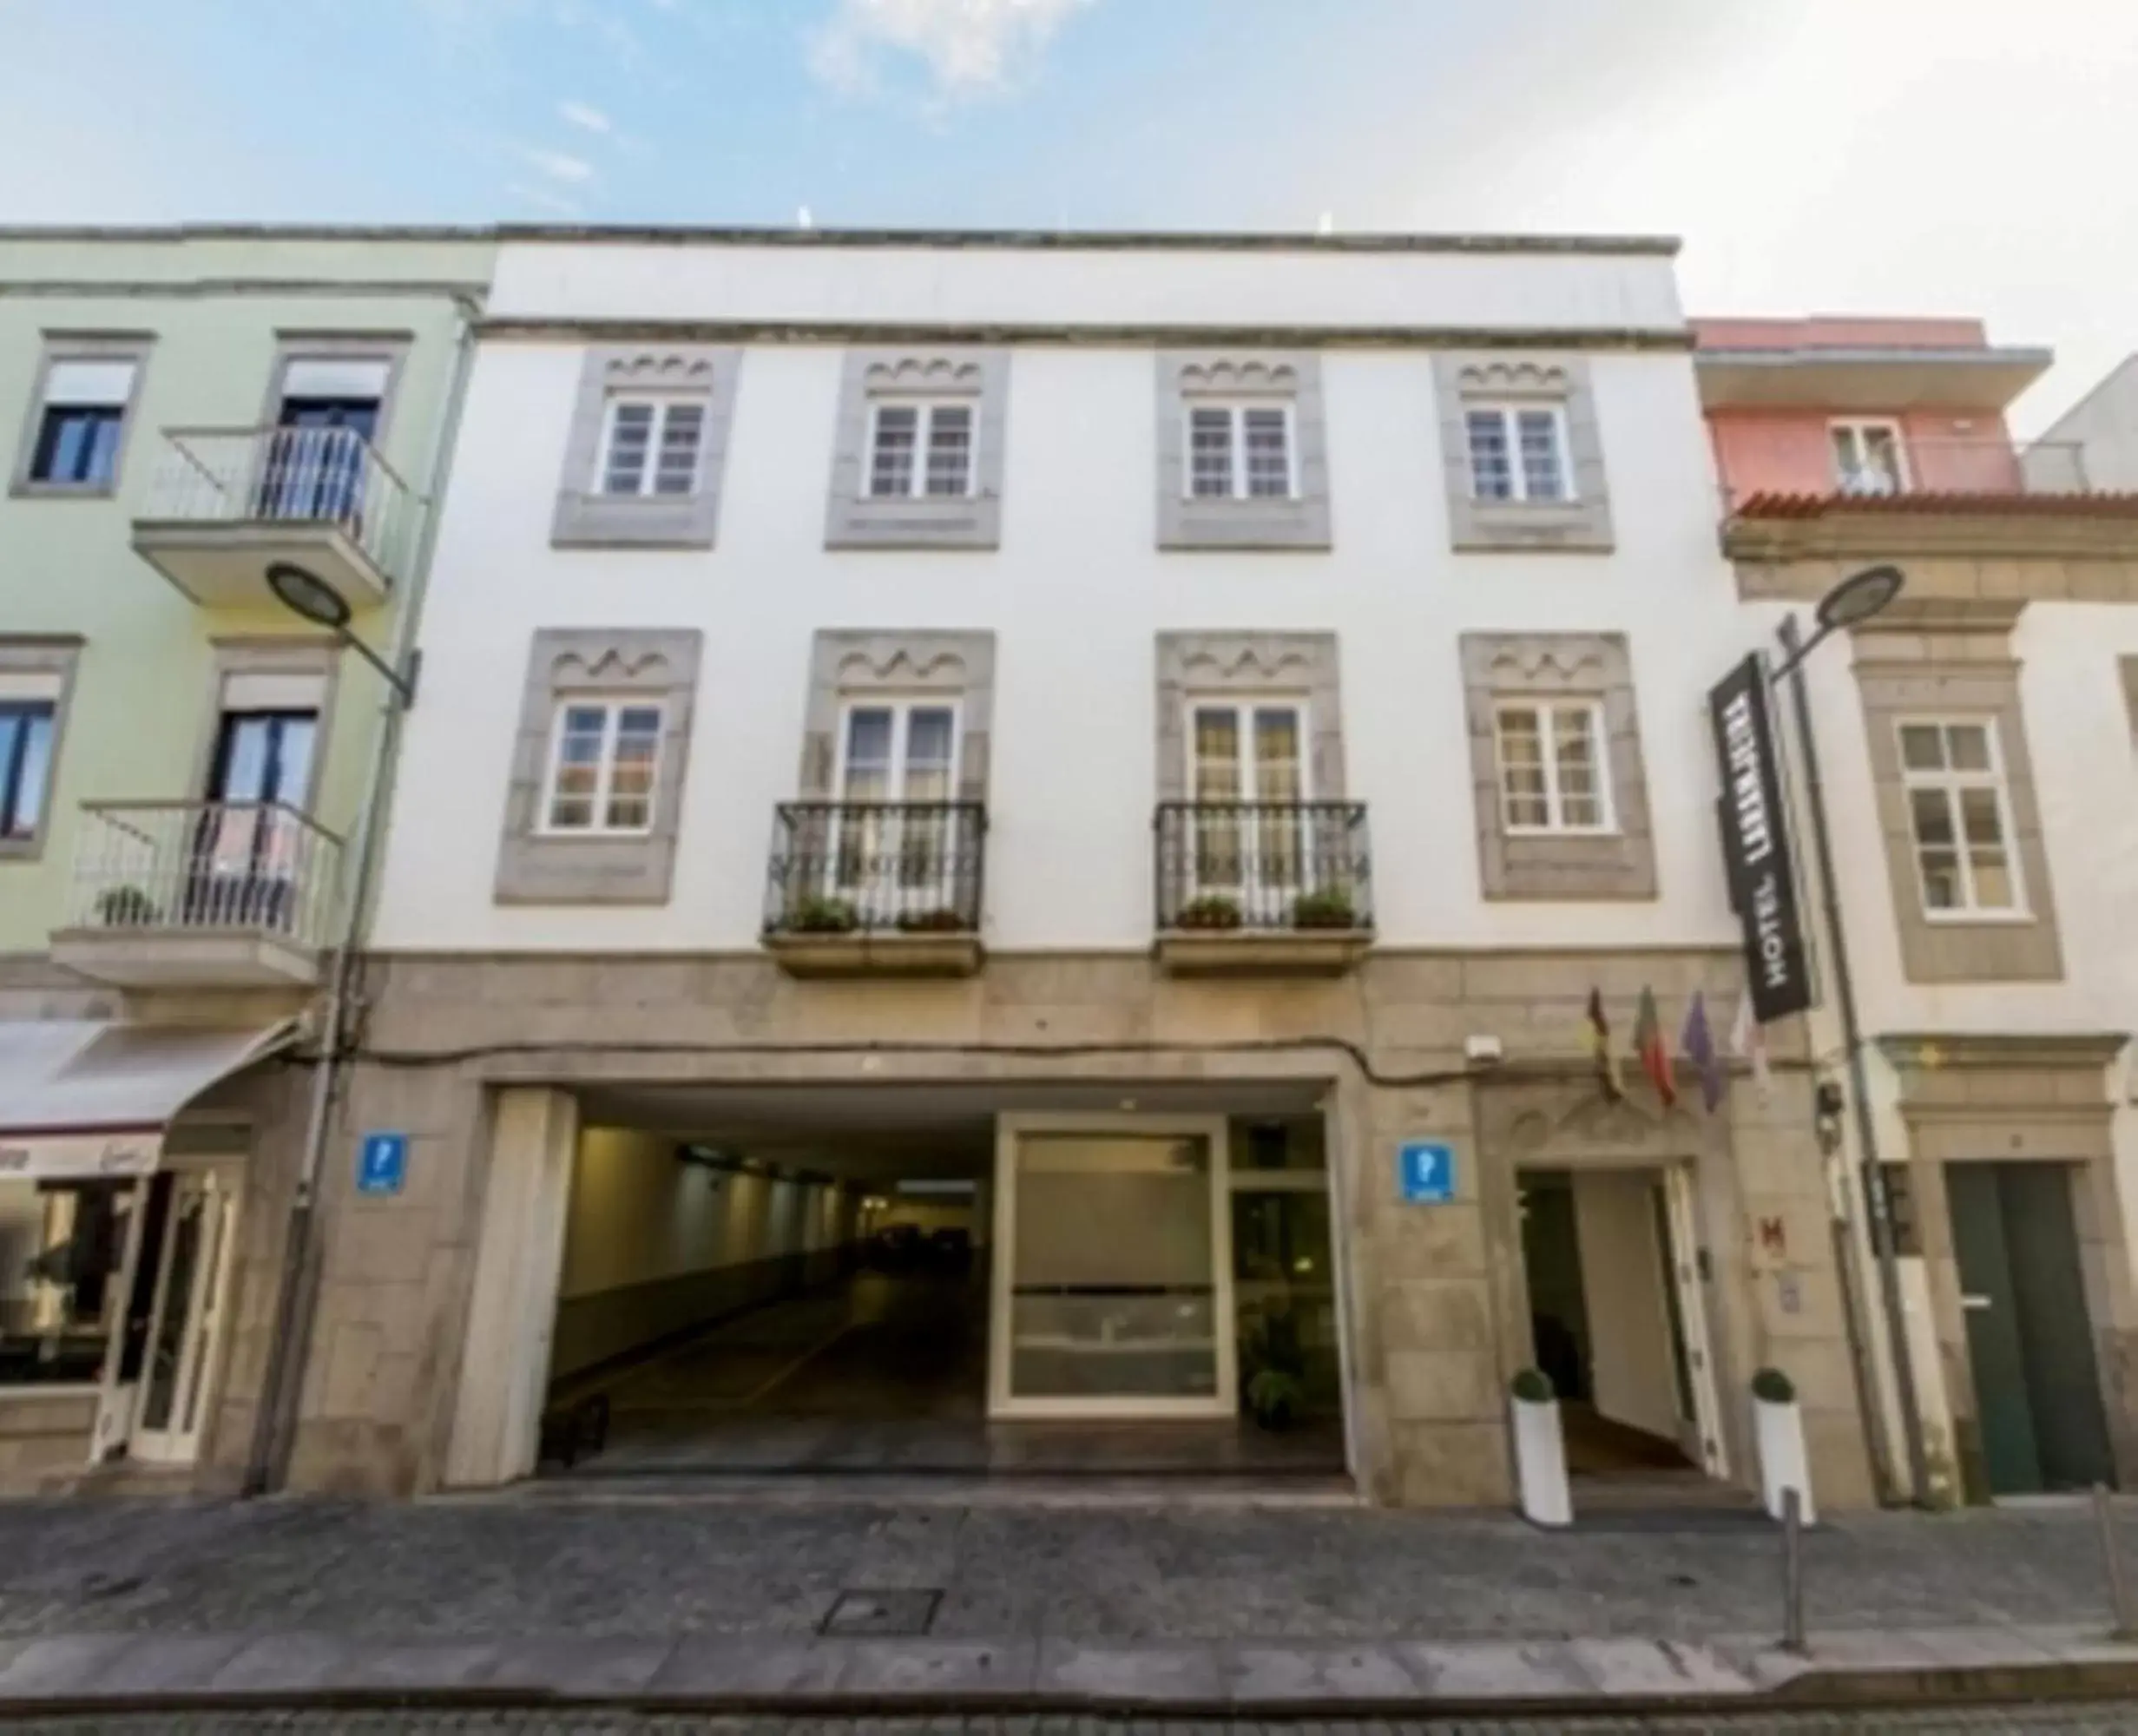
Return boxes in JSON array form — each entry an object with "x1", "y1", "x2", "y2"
[{"x1": 1731, "y1": 491, "x2": 2138, "y2": 521}]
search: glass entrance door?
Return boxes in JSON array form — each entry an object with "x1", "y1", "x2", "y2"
[
  {"x1": 990, "y1": 1117, "x2": 1235, "y2": 1418},
  {"x1": 128, "y1": 1170, "x2": 240, "y2": 1465}
]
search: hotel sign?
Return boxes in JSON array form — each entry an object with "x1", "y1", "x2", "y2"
[{"x1": 1709, "y1": 654, "x2": 1812, "y2": 1023}]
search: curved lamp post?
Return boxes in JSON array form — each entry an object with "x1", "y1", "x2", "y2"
[
  {"x1": 1770, "y1": 562, "x2": 1931, "y2": 1507},
  {"x1": 267, "y1": 561, "x2": 419, "y2": 707}
]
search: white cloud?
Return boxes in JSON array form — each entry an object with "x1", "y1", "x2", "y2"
[
  {"x1": 520, "y1": 145, "x2": 595, "y2": 184},
  {"x1": 558, "y1": 99, "x2": 612, "y2": 134},
  {"x1": 810, "y1": 0, "x2": 1092, "y2": 98},
  {"x1": 507, "y1": 179, "x2": 584, "y2": 217}
]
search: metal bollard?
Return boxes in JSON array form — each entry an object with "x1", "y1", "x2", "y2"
[
  {"x1": 1780, "y1": 1487, "x2": 1808, "y2": 1656},
  {"x1": 2094, "y1": 1483, "x2": 2137, "y2": 1642}
]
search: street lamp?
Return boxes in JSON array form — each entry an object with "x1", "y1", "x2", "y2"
[
  {"x1": 1770, "y1": 562, "x2": 1931, "y2": 1507},
  {"x1": 266, "y1": 562, "x2": 419, "y2": 707}
]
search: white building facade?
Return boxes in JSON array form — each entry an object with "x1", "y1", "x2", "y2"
[
  {"x1": 1700, "y1": 318, "x2": 2138, "y2": 1505},
  {"x1": 295, "y1": 229, "x2": 1876, "y2": 1507}
]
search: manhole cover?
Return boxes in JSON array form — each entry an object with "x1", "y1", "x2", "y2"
[{"x1": 820, "y1": 1588, "x2": 943, "y2": 1637}]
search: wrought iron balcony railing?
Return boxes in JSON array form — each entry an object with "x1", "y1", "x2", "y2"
[
  {"x1": 140, "y1": 425, "x2": 415, "y2": 589},
  {"x1": 765, "y1": 802, "x2": 987, "y2": 937},
  {"x1": 63, "y1": 800, "x2": 344, "y2": 950},
  {"x1": 1155, "y1": 801, "x2": 1372, "y2": 934}
]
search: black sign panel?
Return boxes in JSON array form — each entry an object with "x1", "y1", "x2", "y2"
[{"x1": 1708, "y1": 654, "x2": 1812, "y2": 1023}]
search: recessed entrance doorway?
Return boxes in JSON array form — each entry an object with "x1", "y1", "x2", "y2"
[
  {"x1": 1517, "y1": 1164, "x2": 1733, "y2": 1506},
  {"x1": 477, "y1": 1082, "x2": 1352, "y2": 1488}
]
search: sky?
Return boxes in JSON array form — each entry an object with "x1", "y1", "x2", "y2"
[{"x1": 2, "y1": 0, "x2": 2132, "y2": 429}]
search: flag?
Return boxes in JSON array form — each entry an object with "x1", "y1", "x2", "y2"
[
  {"x1": 1730, "y1": 992, "x2": 1773, "y2": 1104},
  {"x1": 1681, "y1": 990, "x2": 1724, "y2": 1114},
  {"x1": 1635, "y1": 987, "x2": 1676, "y2": 1108},
  {"x1": 1584, "y1": 989, "x2": 1623, "y2": 1101}
]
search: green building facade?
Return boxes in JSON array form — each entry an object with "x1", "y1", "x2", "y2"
[{"x1": 0, "y1": 229, "x2": 493, "y2": 1491}]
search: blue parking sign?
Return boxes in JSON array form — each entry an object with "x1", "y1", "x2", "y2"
[
  {"x1": 1398, "y1": 1141, "x2": 1456, "y2": 1204},
  {"x1": 357, "y1": 1132, "x2": 408, "y2": 1197}
]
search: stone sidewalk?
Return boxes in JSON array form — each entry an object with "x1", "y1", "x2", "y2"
[{"x1": 0, "y1": 1494, "x2": 2133, "y2": 1713}]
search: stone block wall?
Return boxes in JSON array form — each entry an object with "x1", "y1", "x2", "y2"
[{"x1": 240, "y1": 944, "x2": 1865, "y2": 1509}]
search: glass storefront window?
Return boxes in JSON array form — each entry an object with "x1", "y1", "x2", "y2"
[
  {"x1": 1007, "y1": 1133, "x2": 1220, "y2": 1403},
  {"x1": 0, "y1": 1182, "x2": 135, "y2": 1386}
]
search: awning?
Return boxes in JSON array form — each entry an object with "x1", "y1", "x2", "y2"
[{"x1": 0, "y1": 1020, "x2": 296, "y2": 1179}]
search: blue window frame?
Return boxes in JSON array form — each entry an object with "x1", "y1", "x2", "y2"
[
  {"x1": 0, "y1": 701, "x2": 56, "y2": 841},
  {"x1": 29, "y1": 405, "x2": 125, "y2": 488}
]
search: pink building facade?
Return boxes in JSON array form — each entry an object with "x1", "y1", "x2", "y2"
[{"x1": 1695, "y1": 317, "x2": 2047, "y2": 500}]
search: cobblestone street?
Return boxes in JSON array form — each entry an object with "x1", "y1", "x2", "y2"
[
  {"x1": 2, "y1": 1707, "x2": 2137, "y2": 1733},
  {"x1": 0, "y1": 1496, "x2": 2128, "y2": 1644}
]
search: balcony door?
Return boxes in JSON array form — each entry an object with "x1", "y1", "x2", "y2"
[
  {"x1": 257, "y1": 358, "x2": 387, "y2": 524},
  {"x1": 188, "y1": 708, "x2": 319, "y2": 930},
  {"x1": 830, "y1": 700, "x2": 958, "y2": 919},
  {"x1": 128, "y1": 1167, "x2": 240, "y2": 1466},
  {"x1": 1187, "y1": 700, "x2": 1308, "y2": 915}
]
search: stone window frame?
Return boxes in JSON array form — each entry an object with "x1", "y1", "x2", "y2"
[
  {"x1": 10, "y1": 333, "x2": 154, "y2": 500},
  {"x1": 1490, "y1": 694, "x2": 1617, "y2": 836},
  {"x1": 825, "y1": 349, "x2": 1009, "y2": 550},
  {"x1": 795, "y1": 631, "x2": 997, "y2": 804},
  {"x1": 1432, "y1": 353, "x2": 1614, "y2": 554},
  {"x1": 1855, "y1": 636, "x2": 2062, "y2": 983},
  {"x1": 495, "y1": 628, "x2": 702, "y2": 905},
  {"x1": 1890, "y1": 715, "x2": 2032, "y2": 920},
  {"x1": 1156, "y1": 352, "x2": 1332, "y2": 552},
  {"x1": 551, "y1": 346, "x2": 742, "y2": 549},
  {"x1": 1459, "y1": 633, "x2": 1656, "y2": 901},
  {"x1": 0, "y1": 637, "x2": 84, "y2": 861},
  {"x1": 1153, "y1": 633, "x2": 1345, "y2": 805}
]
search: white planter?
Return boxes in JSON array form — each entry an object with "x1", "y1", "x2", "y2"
[
  {"x1": 1510, "y1": 1396, "x2": 1572, "y2": 1528},
  {"x1": 1755, "y1": 1396, "x2": 1815, "y2": 1526}
]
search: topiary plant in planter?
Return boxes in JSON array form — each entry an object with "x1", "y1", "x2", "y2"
[
  {"x1": 1752, "y1": 1367, "x2": 1797, "y2": 1404},
  {"x1": 1291, "y1": 888, "x2": 1359, "y2": 930},
  {"x1": 95, "y1": 885, "x2": 159, "y2": 928},
  {"x1": 1510, "y1": 1366, "x2": 1556, "y2": 1404},
  {"x1": 1175, "y1": 894, "x2": 1243, "y2": 931},
  {"x1": 895, "y1": 908, "x2": 970, "y2": 934},
  {"x1": 787, "y1": 895, "x2": 860, "y2": 935}
]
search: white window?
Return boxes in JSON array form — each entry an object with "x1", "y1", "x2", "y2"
[
  {"x1": 596, "y1": 398, "x2": 706, "y2": 498},
  {"x1": 1464, "y1": 404, "x2": 1574, "y2": 503},
  {"x1": 1185, "y1": 403, "x2": 1296, "y2": 501},
  {"x1": 832, "y1": 700, "x2": 960, "y2": 898},
  {"x1": 866, "y1": 400, "x2": 976, "y2": 500},
  {"x1": 540, "y1": 700, "x2": 664, "y2": 834},
  {"x1": 1187, "y1": 700, "x2": 1309, "y2": 897},
  {"x1": 1897, "y1": 719, "x2": 2023, "y2": 916},
  {"x1": 28, "y1": 358, "x2": 137, "y2": 488},
  {"x1": 1494, "y1": 700, "x2": 1612, "y2": 832},
  {"x1": 1831, "y1": 419, "x2": 1909, "y2": 496}
]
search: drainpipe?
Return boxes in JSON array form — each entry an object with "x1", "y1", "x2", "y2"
[{"x1": 243, "y1": 293, "x2": 484, "y2": 1497}]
